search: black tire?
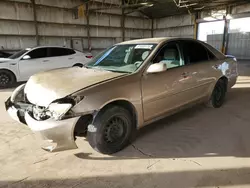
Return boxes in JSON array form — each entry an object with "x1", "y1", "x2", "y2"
[
  {"x1": 87, "y1": 105, "x2": 136, "y2": 154},
  {"x1": 0, "y1": 70, "x2": 16, "y2": 88},
  {"x1": 207, "y1": 79, "x2": 226, "y2": 108},
  {"x1": 73, "y1": 63, "x2": 83, "y2": 68}
]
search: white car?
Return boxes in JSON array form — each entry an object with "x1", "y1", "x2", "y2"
[{"x1": 0, "y1": 46, "x2": 92, "y2": 87}]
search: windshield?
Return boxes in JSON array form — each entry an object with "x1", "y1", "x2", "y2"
[
  {"x1": 9, "y1": 49, "x2": 29, "y2": 59},
  {"x1": 86, "y1": 44, "x2": 156, "y2": 73}
]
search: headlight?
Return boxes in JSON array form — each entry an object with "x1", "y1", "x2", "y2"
[
  {"x1": 11, "y1": 84, "x2": 25, "y2": 103},
  {"x1": 48, "y1": 103, "x2": 72, "y2": 120}
]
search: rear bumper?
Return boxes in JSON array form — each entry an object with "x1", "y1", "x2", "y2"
[
  {"x1": 5, "y1": 97, "x2": 81, "y2": 152},
  {"x1": 228, "y1": 74, "x2": 237, "y2": 89}
]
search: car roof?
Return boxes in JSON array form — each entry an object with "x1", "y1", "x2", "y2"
[
  {"x1": 27, "y1": 46, "x2": 74, "y2": 50},
  {"x1": 117, "y1": 37, "x2": 206, "y2": 45},
  {"x1": 35, "y1": 46, "x2": 72, "y2": 49},
  {"x1": 118, "y1": 37, "x2": 176, "y2": 45}
]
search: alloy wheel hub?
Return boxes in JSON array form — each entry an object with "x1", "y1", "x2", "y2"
[{"x1": 0, "y1": 74, "x2": 9, "y2": 85}]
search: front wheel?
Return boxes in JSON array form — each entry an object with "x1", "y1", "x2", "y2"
[
  {"x1": 87, "y1": 106, "x2": 136, "y2": 154},
  {"x1": 207, "y1": 79, "x2": 226, "y2": 108}
]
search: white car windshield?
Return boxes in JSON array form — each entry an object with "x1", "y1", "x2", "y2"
[
  {"x1": 9, "y1": 49, "x2": 29, "y2": 59},
  {"x1": 86, "y1": 44, "x2": 156, "y2": 73}
]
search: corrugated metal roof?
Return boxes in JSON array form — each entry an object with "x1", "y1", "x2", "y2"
[{"x1": 138, "y1": 0, "x2": 248, "y2": 18}]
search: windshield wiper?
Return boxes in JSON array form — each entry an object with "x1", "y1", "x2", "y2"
[
  {"x1": 106, "y1": 70, "x2": 130, "y2": 73},
  {"x1": 88, "y1": 66, "x2": 130, "y2": 73}
]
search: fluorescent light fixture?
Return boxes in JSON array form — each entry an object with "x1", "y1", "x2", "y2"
[
  {"x1": 140, "y1": 2, "x2": 148, "y2": 5},
  {"x1": 140, "y1": 2, "x2": 154, "y2": 6},
  {"x1": 194, "y1": 6, "x2": 204, "y2": 10},
  {"x1": 203, "y1": 17, "x2": 217, "y2": 21},
  {"x1": 226, "y1": 14, "x2": 233, "y2": 19},
  {"x1": 145, "y1": 3, "x2": 154, "y2": 7}
]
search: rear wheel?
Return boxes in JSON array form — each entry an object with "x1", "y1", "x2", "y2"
[
  {"x1": 87, "y1": 105, "x2": 136, "y2": 154},
  {"x1": 207, "y1": 79, "x2": 226, "y2": 108},
  {"x1": 0, "y1": 70, "x2": 16, "y2": 88}
]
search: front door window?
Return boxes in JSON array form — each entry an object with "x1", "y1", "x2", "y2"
[{"x1": 153, "y1": 43, "x2": 183, "y2": 69}]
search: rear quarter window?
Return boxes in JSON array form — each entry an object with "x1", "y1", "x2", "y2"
[
  {"x1": 203, "y1": 42, "x2": 225, "y2": 60},
  {"x1": 66, "y1": 49, "x2": 76, "y2": 55}
]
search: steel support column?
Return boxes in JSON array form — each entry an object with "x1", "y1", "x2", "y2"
[
  {"x1": 86, "y1": 3, "x2": 91, "y2": 51},
  {"x1": 193, "y1": 12, "x2": 199, "y2": 39},
  {"x1": 221, "y1": 6, "x2": 231, "y2": 54},
  {"x1": 121, "y1": 0, "x2": 125, "y2": 41},
  {"x1": 151, "y1": 19, "x2": 154, "y2": 38},
  {"x1": 31, "y1": 0, "x2": 39, "y2": 46}
]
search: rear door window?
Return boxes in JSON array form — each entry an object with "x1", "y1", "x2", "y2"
[
  {"x1": 182, "y1": 41, "x2": 210, "y2": 65},
  {"x1": 47, "y1": 48, "x2": 75, "y2": 57}
]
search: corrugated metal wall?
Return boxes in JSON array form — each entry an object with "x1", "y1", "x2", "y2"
[
  {"x1": 203, "y1": 3, "x2": 250, "y2": 60},
  {"x1": 0, "y1": 0, "x2": 37, "y2": 51},
  {"x1": 7, "y1": 0, "x2": 250, "y2": 59},
  {"x1": 227, "y1": 32, "x2": 250, "y2": 59},
  {"x1": 198, "y1": 21, "x2": 225, "y2": 51},
  {"x1": 125, "y1": 16, "x2": 152, "y2": 40},
  {"x1": 0, "y1": 0, "x2": 151, "y2": 55},
  {"x1": 228, "y1": 4, "x2": 250, "y2": 59},
  {"x1": 153, "y1": 14, "x2": 194, "y2": 39},
  {"x1": 0, "y1": 0, "x2": 196, "y2": 56},
  {"x1": 206, "y1": 31, "x2": 250, "y2": 60}
]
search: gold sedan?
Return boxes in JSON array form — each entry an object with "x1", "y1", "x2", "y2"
[{"x1": 6, "y1": 38, "x2": 238, "y2": 154}]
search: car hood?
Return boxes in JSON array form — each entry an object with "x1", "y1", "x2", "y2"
[
  {"x1": 0, "y1": 58, "x2": 11, "y2": 62},
  {"x1": 24, "y1": 67, "x2": 126, "y2": 107}
]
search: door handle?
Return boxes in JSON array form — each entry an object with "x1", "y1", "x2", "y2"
[
  {"x1": 68, "y1": 57, "x2": 74, "y2": 60},
  {"x1": 212, "y1": 64, "x2": 220, "y2": 69},
  {"x1": 43, "y1": 60, "x2": 49, "y2": 62},
  {"x1": 180, "y1": 72, "x2": 191, "y2": 82},
  {"x1": 181, "y1": 72, "x2": 189, "y2": 78},
  {"x1": 192, "y1": 71, "x2": 198, "y2": 75},
  {"x1": 10, "y1": 63, "x2": 16, "y2": 65}
]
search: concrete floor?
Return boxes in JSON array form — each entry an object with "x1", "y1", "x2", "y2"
[{"x1": 1, "y1": 62, "x2": 250, "y2": 188}]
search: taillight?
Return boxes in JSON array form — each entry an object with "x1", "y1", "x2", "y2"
[{"x1": 86, "y1": 55, "x2": 93, "y2": 59}]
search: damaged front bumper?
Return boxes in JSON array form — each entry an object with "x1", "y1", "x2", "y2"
[
  {"x1": 24, "y1": 112, "x2": 80, "y2": 152},
  {"x1": 5, "y1": 86, "x2": 81, "y2": 152}
]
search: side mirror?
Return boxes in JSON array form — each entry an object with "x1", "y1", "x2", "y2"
[
  {"x1": 147, "y1": 62, "x2": 167, "y2": 74},
  {"x1": 22, "y1": 55, "x2": 31, "y2": 60}
]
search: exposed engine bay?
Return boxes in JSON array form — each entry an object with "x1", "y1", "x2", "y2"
[{"x1": 6, "y1": 84, "x2": 85, "y2": 123}]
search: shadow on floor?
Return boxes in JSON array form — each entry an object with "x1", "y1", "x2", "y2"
[
  {"x1": 75, "y1": 86, "x2": 250, "y2": 160},
  {"x1": 1, "y1": 167, "x2": 250, "y2": 188}
]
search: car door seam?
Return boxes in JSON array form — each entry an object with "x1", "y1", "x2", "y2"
[{"x1": 144, "y1": 80, "x2": 213, "y2": 104}]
